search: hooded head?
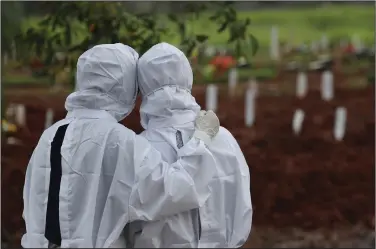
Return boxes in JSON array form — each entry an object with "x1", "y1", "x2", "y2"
[
  {"x1": 65, "y1": 43, "x2": 139, "y2": 122},
  {"x1": 137, "y1": 42, "x2": 200, "y2": 129}
]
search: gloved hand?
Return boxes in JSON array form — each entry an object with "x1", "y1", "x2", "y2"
[{"x1": 193, "y1": 110, "x2": 220, "y2": 144}]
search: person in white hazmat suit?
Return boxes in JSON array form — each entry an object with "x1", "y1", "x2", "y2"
[
  {"x1": 21, "y1": 43, "x2": 222, "y2": 248},
  {"x1": 125, "y1": 42, "x2": 253, "y2": 248}
]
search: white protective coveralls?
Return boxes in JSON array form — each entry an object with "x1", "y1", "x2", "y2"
[
  {"x1": 128, "y1": 42, "x2": 253, "y2": 248},
  {"x1": 21, "y1": 44, "x2": 220, "y2": 248}
]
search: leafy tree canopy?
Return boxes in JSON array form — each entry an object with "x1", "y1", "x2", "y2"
[{"x1": 19, "y1": 2, "x2": 259, "y2": 84}]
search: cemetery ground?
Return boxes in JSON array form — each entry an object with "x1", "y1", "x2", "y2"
[
  {"x1": 2, "y1": 68, "x2": 374, "y2": 247},
  {"x1": 2, "y1": 2, "x2": 374, "y2": 247}
]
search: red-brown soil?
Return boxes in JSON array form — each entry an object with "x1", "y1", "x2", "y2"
[{"x1": 2, "y1": 72, "x2": 374, "y2": 246}]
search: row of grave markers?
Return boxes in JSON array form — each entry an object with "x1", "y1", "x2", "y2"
[
  {"x1": 292, "y1": 107, "x2": 347, "y2": 141},
  {"x1": 297, "y1": 71, "x2": 334, "y2": 101},
  {"x1": 7, "y1": 69, "x2": 343, "y2": 141},
  {"x1": 226, "y1": 68, "x2": 334, "y2": 101},
  {"x1": 206, "y1": 70, "x2": 346, "y2": 141},
  {"x1": 269, "y1": 26, "x2": 365, "y2": 60},
  {"x1": 7, "y1": 102, "x2": 346, "y2": 142},
  {"x1": 5, "y1": 104, "x2": 54, "y2": 131}
]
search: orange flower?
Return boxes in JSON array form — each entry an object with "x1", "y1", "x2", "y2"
[{"x1": 209, "y1": 55, "x2": 236, "y2": 74}]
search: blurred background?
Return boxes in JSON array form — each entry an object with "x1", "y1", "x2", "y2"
[{"x1": 1, "y1": 1, "x2": 375, "y2": 248}]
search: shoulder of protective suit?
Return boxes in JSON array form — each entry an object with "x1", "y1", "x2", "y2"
[
  {"x1": 106, "y1": 122, "x2": 138, "y2": 146},
  {"x1": 38, "y1": 120, "x2": 70, "y2": 145},
  {"x1": 215, "y1": 126, "x2": 238, "y2": 146}
]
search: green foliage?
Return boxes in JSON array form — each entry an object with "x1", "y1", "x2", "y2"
[
  {"x1": 1, "y1": 1, "x2": 24, "y2": 53},
  {"x1": 209, "y1": 2, "x2": 259, "y2": 61},
  {"x1": 20, "y1": 2, "x2": 260, "y2": 88},
  {"x1": 21, "y1": 2, "x2": 170, "y2": 84},
  {"x1": 195, "y1": 66, "x2": 277, "y2": 84},
  {"x1": 167, "y1": 2, "x2": 209, "y2": 57},
  {"x1": 0, "y1": 2, "x2": 25, "y2": 121}
]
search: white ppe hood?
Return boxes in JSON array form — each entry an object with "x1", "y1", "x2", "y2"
[
  {"x1": 133, "y1": 43, "x2": 253, "y2": 248},
  {"x1": 65, "y1": 43, "x2": 139, "y2": 121},
  {"x1": 137, "y1": 42, "x2": 201, "y2": 131}
]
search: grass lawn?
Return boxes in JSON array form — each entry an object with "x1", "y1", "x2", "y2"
[
  {"x1": 23, "y1": 4, "x2": 375, "y2": 59},
  {"x1": 2, "y1": 73, "x2": 51, "y2": 86},
  {"x1": 197, "y1": 67, "x2": 278, "y2": 84},
  {"x1": 177, "y1": 5, "x2": 375, "y2": 46},
  {"x1": 2, "y1": 66, "x2": 277, "y2": 87}
]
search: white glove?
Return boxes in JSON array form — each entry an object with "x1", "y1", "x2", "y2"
[{"x1": 193, "y1": 110, "x2": 220, "y2": 144}]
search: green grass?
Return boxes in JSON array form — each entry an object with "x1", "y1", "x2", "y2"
[
  {"x1": 190, "y1": 5, "x2": 375, "y2": 46},
  {"x1": 2, "y1": 66, "x2": 276, "y2": 87},
  {"x1": 196, "y1": 67, "x2": 277, "y2": 84},
  {"x1": 2, "y1": 74, "x2": 50, "y2": 86},
  {"x1": 22, "y1": 4, "x2": 375, "y2": 57}
]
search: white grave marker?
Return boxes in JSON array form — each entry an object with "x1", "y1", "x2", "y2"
[
  {"x1": 351, "y1": 34, "x2": 363, "y2": 51},
  {"x1": 228, "y1": 68, "x2": 237, "y2": 96},
  {"x1": 296, "y1": 72, "x2": 308, "y2": 99},
  {"x1": 15, "y1": 104, "x2": 26, "y2": 126},
  {"x1": 6, "y1": 104, "x2": 16, "y2": 119},
  {"x1": 270, "y1": 26, "x2": 280, "y2": 61},
  {"x1": 292, "y1": 109, "x2": 305, "y2": 135},
  {"x1": 45, "y1": 108, "x2": 54, "y2": 130},
  {"x1": 245, "y1": 87, "x2": 256, "y2": 127},
  {"x1": 248, "y1": 78, "x2": 259, "y2": 97},
  {"x1": 334, "y1": 107, "x2": 347, "y2": 141},
  {"x1": 206, "y1": 84, "x2": 218, "y2": 112},
  {"x1": 204, "y1": 46, "x2": 216, "y2": 57},
  {"x1": 321, "y1": 71, "x2": 334, "y2": 101},
  {"x1": 321, "y1": 34, "x2": 329, "y2": 50}
]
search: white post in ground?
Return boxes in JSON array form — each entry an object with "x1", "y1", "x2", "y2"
[
  {"x1": 296, "y1": 72, "x2": 308, "y2": 99},
  {"x1": 321, "y1": 71, "x2": 334, "y2": 101},
  {"x1": 248, "y1": 78, "x2": 258, "y2": 96},
  {"x1": 334, "y1": 107, "x2": 347, "y2": 141},
  {"x1": 351, "y1": 34, "x2": 363, "y2": 51},
  {"x1": 292, "y1": 109, "x2": 305, "y2": 135},
  {"x1": 244, "y1": 81, "x2": 258, "y2": 127},
  {"x1": 45, "y1": 108, "x2": 54, "y2": 130},
  {"x1": 228, "y1": 68, "x2": 237, "y2": 96},
  {"x1": 270, "y1": 26, "x2": 280, "y2": 61},
  {"x1": 206, "y1": 84, "x2": 218, "y2": 112},
  {"x1": 321, "y1": 34, "x2": 328, "y2": 50},
  {"x1": 15, "y1": 104, "x2": 26, "y2": 127}
]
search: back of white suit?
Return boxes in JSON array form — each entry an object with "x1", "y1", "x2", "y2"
[
  {"x1": 133, "y1": 43, "x2": 253, "y2": 248},
  {"x1": 22, "y1": 44, "x2": 219, "y2": 248}
]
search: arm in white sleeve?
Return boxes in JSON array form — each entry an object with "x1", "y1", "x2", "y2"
[
  {"x1": 128, "y1": 135, "x2": 216, "y2": 222},
  {"x1": 226, "y1": 131, "x2": 253, "y2": 248},
  {"x1": 230, "y1": 172, "x2": 253, "y2": 248}
]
